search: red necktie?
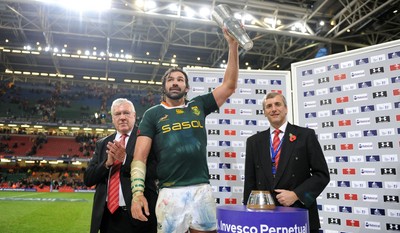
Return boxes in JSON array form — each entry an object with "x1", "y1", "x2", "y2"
[
  {"x1": 273, "y1": 129, "x2": 281, "y2": 168},
  {"x1": 107, "y1": 134, "x2": 127, "y2": 214}
]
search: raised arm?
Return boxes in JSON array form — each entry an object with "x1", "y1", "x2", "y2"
[{"x1": 212, "y1": 28, "x2": 240, "y2": 107}]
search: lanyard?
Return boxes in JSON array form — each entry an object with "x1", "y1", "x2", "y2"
[{"x1": 270, "y1": 135, "x2": 283, "y2": 175}]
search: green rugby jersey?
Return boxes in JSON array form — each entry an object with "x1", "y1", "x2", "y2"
[{"x1": 138, "y1": 92, "x2": 218, "y2": 188}]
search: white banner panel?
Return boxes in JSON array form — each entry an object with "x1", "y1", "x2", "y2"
[
  {"x1": 291, "y1": 39, "x2": 400, "y2": 232},
  {"x1": 184, "y1": 68, "x2": 291, "y2": 205}
]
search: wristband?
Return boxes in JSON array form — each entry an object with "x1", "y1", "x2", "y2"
[{"x1": 130, "y1": 160, "x2": 146, "y2": 195}]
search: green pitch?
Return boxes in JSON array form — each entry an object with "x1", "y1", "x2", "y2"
[{"x1": 0, "y1": 191, "x2": 94, "y2": 233}]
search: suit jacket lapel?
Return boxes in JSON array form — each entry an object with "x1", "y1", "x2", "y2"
[{"x1": 274, "y1": 123, "x2": 298, "y2": 185}]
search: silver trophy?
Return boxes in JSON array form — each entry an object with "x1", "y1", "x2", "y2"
[
  {"x1": 212, "y1": 4, "x2": 253, "y2": 50},
  {"x1": 247, "y1": 190, "x2": 276, "y2": 210}
]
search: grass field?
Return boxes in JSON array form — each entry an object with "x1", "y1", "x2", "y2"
[{"x1": 0, "y1": 191, "x2": 94, "y2": 233}]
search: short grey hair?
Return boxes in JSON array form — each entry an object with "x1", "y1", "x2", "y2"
[
  {"x1": 262, "y1": 92, "x2": 287, "y2": 109},
  {"x1": 111, "y1": 98, "x2": 135, "y2": 114}
]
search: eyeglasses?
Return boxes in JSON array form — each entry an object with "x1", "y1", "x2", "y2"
[{"x1": 113, "y1": 111, "x2": 133, "y2": 118}]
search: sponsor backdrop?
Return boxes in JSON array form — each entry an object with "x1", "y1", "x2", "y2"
[
  {"x1": 291, "y1": 39, "x2": 400, "y2": 232},
  {"x1": 184, "y1": 39, "x2": 399, "y2": 233},
  {"x1": 184, "y1": 68, "x2": 291, "y2": 206}
]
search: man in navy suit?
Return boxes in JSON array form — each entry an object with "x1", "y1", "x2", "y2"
[
  {"x1": 244, "y1": 92, "x2": 330, "y2": 233},
  {"x1": 84, "y1": 98, "x2": 157, "y2": 233}
]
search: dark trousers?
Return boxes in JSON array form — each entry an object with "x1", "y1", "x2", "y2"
[
  {"x1": 100, "y1": 206, "x2": 157, "y2": 233},
  {"x1": 100, "y1": 207, "x2": 134, "y2": 233}
]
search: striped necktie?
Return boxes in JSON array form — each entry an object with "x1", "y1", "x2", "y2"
[{"x1": 107, "y1": 134, "x2": 127, "y2": 213}]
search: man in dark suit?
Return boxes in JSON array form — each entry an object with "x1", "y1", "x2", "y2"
[
  {"x1": 244, "y1": 92, "x2": 330, "y2": 233},
  {"x1": 84, "y1": 98, "x2": 157, "y2": 233}
]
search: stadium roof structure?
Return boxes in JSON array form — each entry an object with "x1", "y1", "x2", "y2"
[{"x1": 0, "y1": 0, "x2": 399, "y2": 86}]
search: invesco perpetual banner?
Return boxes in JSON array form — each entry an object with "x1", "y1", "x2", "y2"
[{"x1": 217, "y1": 205, "x2": 309, "y2": 233}]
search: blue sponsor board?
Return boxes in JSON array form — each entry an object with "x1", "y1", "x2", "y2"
[{"x1": 217, "y1": 205, "x2": 309, "y2": 233}]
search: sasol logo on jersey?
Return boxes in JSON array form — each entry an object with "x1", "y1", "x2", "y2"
[{"x1": 162, "y1": 120, "x2": 204, "y2": 133}]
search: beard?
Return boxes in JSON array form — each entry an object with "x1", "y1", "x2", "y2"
[{"x1": 164, "y1": 88, "x2": 187, "y2": 100}]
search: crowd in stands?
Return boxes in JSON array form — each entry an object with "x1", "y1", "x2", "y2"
[
  {"x1": 0, "y1": 80, "x2": 160, "y2": 125},
  {"x1": 0, "y1": 79, "x2": 161, "y2": 192},
  {"x1": 0, "y1": 165, "x2": 91, "y2": 191},
  {"x1": 0, "y1": 132, "x2": 98, "y2": 157}
]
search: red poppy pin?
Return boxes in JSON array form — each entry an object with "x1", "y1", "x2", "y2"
[{"x1": 289, "y1": 133, "x2": 297, "y2": 142}]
